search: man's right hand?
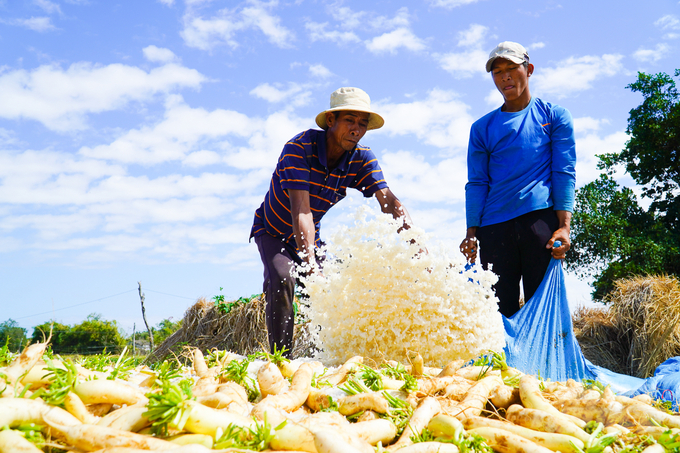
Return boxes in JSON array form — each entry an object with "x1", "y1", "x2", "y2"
[{"x1": 459, "y1": 227, "x2": 478, "y2": 263}]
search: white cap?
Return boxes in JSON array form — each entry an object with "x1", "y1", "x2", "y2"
[
  {"x1": 486, "y1": 41, "x2": 530, "y2": 72},
  {"x1": 315, "y1": 87, "x2": 384, "y2": 130}
]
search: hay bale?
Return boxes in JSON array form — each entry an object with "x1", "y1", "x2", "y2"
[
  {"x1": 147, "y1": 294, "x2": 314, "y2": 363},
  {"x1": 606, "y1": 275, "x2": 680, "y2": 378},
  {"x1": 572, "y1": 306, "x2": 627, "y2": 374}
]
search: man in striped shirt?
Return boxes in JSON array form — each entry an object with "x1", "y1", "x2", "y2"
[{"x1": 250, "y1": 87, "x2": 413, "y2": 356}]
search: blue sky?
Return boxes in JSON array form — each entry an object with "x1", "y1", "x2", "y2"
[{"x1": 1, "y1": 0, "x2": 679, "y2": 335}]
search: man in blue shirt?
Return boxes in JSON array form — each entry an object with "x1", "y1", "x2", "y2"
[
  {"x1": 251, "y1": 87, "x2": 413, "y2": 356},
  {"x1": 460, "y1": 42, "x2": 576, "y2": 317}
]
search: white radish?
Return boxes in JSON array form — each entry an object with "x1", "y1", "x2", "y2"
[{"x1": 0, "y1": 429, "x2": 44, "y2": 453}]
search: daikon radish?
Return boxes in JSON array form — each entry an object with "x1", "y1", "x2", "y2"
[
  {"x1": 325, "y1": 356, "x2": 363, "y2": 386},
  {"x1": 347, "y1": 418, "x2": 398, "y2": 445},
  {"x1": 43, "y1": 415, "x2": 179, "y2": 451},
  {"x1": 64, "y1": 391, "x2": 99, "y2": 424},
  {"x1": 338, "y1": 392, "x2": 389, "y2": 415},
  {"x1": 0, "y1": 429, "x2": 43, "y2": 453},
  {"x1": 454, "y1": 367, "x2": 500, "y2": 381},
  {"x1": 0, "y1": 398, "x2": 80, "y2": 428},
  {"x1": 463, "y1": 416, "x2": 584, "y2": 453},
  {"x1": 415, "y1": 376, "x2": 472, "y2": 398},
  {"x1": 357, "y1": 410, "x2": 379, "y2": 422},
  {"x1": 506, "y1": 404, "x2": 590, "y2": 443},
  {"x1": 105, "y1": 407, "x2": 150, "y2": 433},
  {"x1": 74, "y1": 380, "x2": 147, "y2": 406},
  {"x1": 182, "y1": 401, "x2": 253, "y2": 436},
  {"x1": 270, "y1": 421, "x2": 317, "y2": 452},
  {"x1": 448, "y1": 375, "x2": 503, "y2": 420},
  {"x1": 311, "y1": 428, "x2": 373, "y2": 453},
  {"x1": 467, "y1": 426, "x2": 555, "y2": 453},
  {"x1": 641, "y1": 445, "x2": 666, "y2": 453},
  {"x1": 167, "y1": 433, "x2": 213, "y2": 448},
  {"x1": 192, "y1": 349, "x2": 209, "y2": 378},
  {"x1": 519, "y1": 375, "x2": 586, "y2": 428},
  {"x1": 88, "y1": 403, "x2": 114, "y2": 416},
  {"x1": 392, "y1": 443, "x2": 459, "y2": 453},
  {"x1": 88, "y1": 445, "x2": 212, "y2": 453},
  {"x1": 252, "y1": 362, "x2": 314, "y2": 419},
  {"x1": 437, "y1": 360, "x2": 466, "y2": 377},
  {"x1": 258, "y1": 361, "x2": 289, "y2": 396},
  {"x1": 428, "y1": 414, "x2": 464, "y2": 438},
  {"x1": 4, "y1": 342, "x2": 48, "y2": 384},
  {"x1": 408, "y1": 351, "x2": 425, "y2": 377},
  {"x1": 391, "y1": 396, "x2": 441, "y2": 450},
  {"x1": 306, "y1": 388, "x2": 336, "y2": 412},
  {"x1": 489, "y1": 384, "x2": 521, "y2": 409}
]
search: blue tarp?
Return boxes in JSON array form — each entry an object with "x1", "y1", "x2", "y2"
[{"x1": 500, "y1": 255, "x2": 680, "y2": 403}]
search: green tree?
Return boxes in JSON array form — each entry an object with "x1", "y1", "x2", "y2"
[
  {"x1": 0, "y1": 319, "x2": 27, "y2": 352},
  {"x1": 567, "y1": 69, "x2": 680, "y2": 298},
  {"x1": 31, "y1": 315, "x2": 126, "y2": 355},
  {"x1": 132, "y1": 318, "x2": 182, "y2": 346}
]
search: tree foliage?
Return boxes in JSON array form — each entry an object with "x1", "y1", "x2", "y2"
[
  {"x1": 0, "y1": 319, "x2": 27, "y2": 352},
  {"x1": 567, "y1": 69, "x2": 680, "y2": 299},
  {"x1": 133, "y1": 318, "x2": 182, "y2": 345},
  {"x1": 30, "y1": 314, "x2": 126, "y2": 355}
]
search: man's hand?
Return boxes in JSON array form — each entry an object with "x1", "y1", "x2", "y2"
[
  {"x1": 460, "y1": 227, "x2": 478, "y2": 263},
  {"x1": 546, "y1": 210, "x2": 572, "y2": 260}
]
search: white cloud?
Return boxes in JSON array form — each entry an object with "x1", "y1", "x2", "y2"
[
  {"x1": 532, "y1": 54, "x2": 624, "y2": 98},
  {"x1": 305, "y1": 21, "x2": 360, "y2": 43},
  {"x1": 80, "y1": 95, "x2": 255, "y2": 164},
  {"x1": 0, "y1": 62, "x2": 206, "y2": 131},
  {"x1": 308, "y1": 63, "x2": 333, "y2": 79},
  {"x1": 484, "y1": 88, "x2": 503, "y2": 106},
  {"x1": 181, "y1": 0, "x2": 295, "y2": 51},
  {"x1": 528, "y1": 42, "x2": 545, "y2": 50},
  {"x1": 158, "y1": 0, "x2": 174, "y2": 5},
  {"x1": 380, "y1": 151, "x2": 467, "y2": 204},
  {"x1": 375, "y1": 88, "x2": 475, "y2": 152},
  {"x1": 34, "y1": 0, "x2": 62, "y2": 14},
  {"x1": 143, "y1": 45, "x2": 179, "y2": 63},
  {"x1": 366, "y1": 28, "x2": 427, "y2": 54},
  {"x1": 10, "y1": 16, "x2": 56, "y2": 32},
  {"x1": 250, "y1": 83, "x2": 313, "y2": 108},
  {"x1": 457, "y1": 23, "x2": 486, "y2": 47},
  {"x1": 633, "y1": 43, "x2": 670, "y2": 62},
  {"x1": 428, "y1": 0, "x2": 480, "y2": 8},
  {"x1": 655, "y1": 14, "x2": 680, "y2": 30},
  {"x1": 183, "y1": 150, "x2": 221, "y2": 167},
  {"x1": 573, "y1": 116, "x2": 609, "y2": 133},
  {"x1": 574, "y1": 129, "x2": 628, "y2": 186},
  {"x1": 79, "y1": 95, "x2": 308, "y2": 169},
  {"x1": 436, "y1": 24, "x2": 489, "y2": 78}
]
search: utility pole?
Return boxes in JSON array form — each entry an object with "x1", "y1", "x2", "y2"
[
  {"x1": 132, "y1": 323, "x2": 136, "y2": 356},
  {"x1": 138, "y1": 282, "x2": 154, "y2": 352}
]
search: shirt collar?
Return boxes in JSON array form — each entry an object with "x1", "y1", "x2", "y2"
[{"x1": 318, "y1": 129, "x2": 354, "y2": 172}]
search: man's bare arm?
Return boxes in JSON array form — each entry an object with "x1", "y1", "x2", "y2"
[
  {"x1": 547, "y1": 210, "x2": 571, "y2": 260},
  {"x1": 374, "y1": 187, "x2": 412, "y2": 230},
  {"x1": 289, "y1": 189, "x2": 317, "y2": 266}
]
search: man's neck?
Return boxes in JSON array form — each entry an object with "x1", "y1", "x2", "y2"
[
  {"x1": 325, "y1": 137, "x2": 347, "y2": 171},
  {"x1": 502, "y1": 94, "x2": 532, "y2": 113}
]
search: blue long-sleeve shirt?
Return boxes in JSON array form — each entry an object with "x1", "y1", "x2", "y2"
[{"x1": 465, "y1": 97, "x2": 576, "y2": 228}]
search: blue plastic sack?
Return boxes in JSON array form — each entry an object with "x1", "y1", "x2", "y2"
[
  {"x1": 500, "y1": 253, "x2": 647, "y2": 393},
  {"x1": 503, "y1": 257, "x2": 596, "y2": 382}
]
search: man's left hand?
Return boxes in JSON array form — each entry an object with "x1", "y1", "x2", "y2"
[{"x1": 547, "y1": 226, "x2": 571, "y2": 260}]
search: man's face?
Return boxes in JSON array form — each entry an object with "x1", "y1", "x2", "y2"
[
  {"x1": 491, "y1": 58, "x2": 534, "y2": 104},
  {"x1": 326, "y1": 110, "x2": 370, "y2": 152}
]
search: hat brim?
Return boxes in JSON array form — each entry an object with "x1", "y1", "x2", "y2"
[
  {"x1": 486, "y1": 55, "x2": 526, "y2": 72},
  {"x1": 315, "y1": 106, "x2": 384, "y2": 131}
]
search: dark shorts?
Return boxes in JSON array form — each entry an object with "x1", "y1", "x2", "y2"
[{"x1": 476, "y1": 208, "x2": 558, "y2": 317}]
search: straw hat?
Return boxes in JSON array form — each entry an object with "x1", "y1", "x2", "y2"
[{"x1": 315, "y1": 87, "x2": 385, "y2": 130}]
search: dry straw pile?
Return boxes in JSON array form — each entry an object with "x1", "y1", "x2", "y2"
[
  {"x1": 574, "y1": 275, "x2": 680, "y2": 378},
  {"x1": 147, "y1": 294, "x2": 314, "y2": 362}
]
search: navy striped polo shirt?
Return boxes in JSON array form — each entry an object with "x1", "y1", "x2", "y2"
[{"x1": 250, "y1": 128, "x2": 388, "y2": 248}]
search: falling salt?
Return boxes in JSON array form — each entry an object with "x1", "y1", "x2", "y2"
[{"x1": 294, "y1": 204, "x2": 505, "y2": 367}]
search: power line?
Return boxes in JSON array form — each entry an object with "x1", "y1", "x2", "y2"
[
  {"x1": 14, "y1": 290, "x2": 137, "y2": 321},
  {"x1": 12, "y1": 287, "x2": 197, "y2": 322}
]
